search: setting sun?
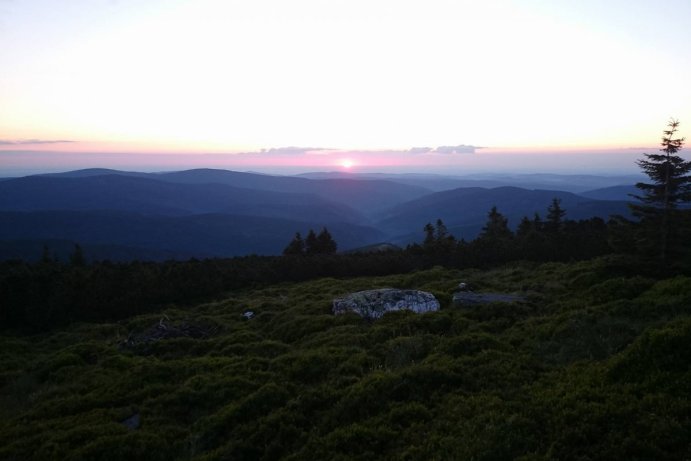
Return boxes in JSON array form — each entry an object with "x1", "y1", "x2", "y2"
[{"x1": 340, "y1": 159, "x2": 354, "y2": 169}]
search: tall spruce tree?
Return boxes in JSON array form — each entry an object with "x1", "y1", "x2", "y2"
[
  {"x1": 479, "y1": 206, "x2": 512, "y2": 240},
  {"x1": 434, "y1": 219, "x2": 449, "y2": 241},
  {"x1": 316, "y1": 227, "x2": 338, "y2": 254},
  {"x1": 423, "y1": 223, "x2": 436, "y2": 248},
  {"x1": 516, "y1": 216, "x2": 534, "y2": 238},
  {"x1": 545, "y1": 198, "x2": 566, "y2": 233},
  {"x1": 472, "y1": 206, "x2": 514, "y2": 264},
  {"x1": 630, "y1": 119, "x2": 691, "y2": 262},
  {"x1": 283, "y1": 232, "x2": 305, "y2": 255},
  {"x1": 304, "y1": 229, "x2": 319, "y2": 255}
]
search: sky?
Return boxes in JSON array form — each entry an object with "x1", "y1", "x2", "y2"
[{"x1": 1, "y1": 0, "x2": 690, "y2": 175}]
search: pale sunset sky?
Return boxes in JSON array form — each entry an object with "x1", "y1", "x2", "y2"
[{"x1": 1, "y1": 0, "x2": 690, "y2": 175}]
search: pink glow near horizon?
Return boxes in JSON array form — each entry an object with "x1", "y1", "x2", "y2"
[{"x1": 0, "y1": 145, "x2": 653, "y2": 176}]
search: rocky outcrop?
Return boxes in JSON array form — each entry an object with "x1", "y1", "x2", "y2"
[{"x1": 333, "y1": 289, "x2": 440, "y2": 319}]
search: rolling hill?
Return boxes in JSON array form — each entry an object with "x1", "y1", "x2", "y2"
[
  {"x1": 377, "y1": 186, "x2": 632, "y2": 240},
  {"x1": 38, "y1": 168, "x2": 432, "y2": 215},
  {"x1": 0, "y1": 175, "x2": 365, "y2": 224},
  {"x1": 580, "y1": 185, "x2": 638, "y2": 201}
]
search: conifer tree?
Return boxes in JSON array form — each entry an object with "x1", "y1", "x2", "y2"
[
  {"x1": 434, "y1": 219, "x2": 449, "y2": 241},
  {"x1": 283, "y1": 232, "x2": 305, "y2": 255},
  {"x1": 630, "y1": 119, "x2": 691, "y2": 262},
  {"x1": 516, "y1": 216, "x2": 534, "y2": 238},
  {"x1": 301, "y1": 228, "x2": 338, "y2": 255},
  {"x1": 423, "y1": 223, "x2": 435, "y2": 248},
  {"x1": 316, "y1": 227, "x2": 338, "y2": 254},
  {"x1": 532, "y1": 213, "x2": 543, "y2": 231},
  {"x1": 545, "y1": 198, "x2": 566, "y2": 233},
  {"x1": 304, "y1": 229, "x2": 319, "y2": 255},
  {"x1": 516, "y1": 213, "x2": 546, "y2": 260},
  {"x1": 472, "y1": 207, "x2": 514, "y2": 264},
  {"x1": 480, "y1": 206, "x2": 512, "y2": 240}
]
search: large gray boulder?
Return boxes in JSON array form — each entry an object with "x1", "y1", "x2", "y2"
[{"x1": 333, "y1": 288, "x2": 440, "y2": 319}]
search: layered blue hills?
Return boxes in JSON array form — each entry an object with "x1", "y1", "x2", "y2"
[{"x1": 0, "y1": 169, "x2": 637, "y2": 261}]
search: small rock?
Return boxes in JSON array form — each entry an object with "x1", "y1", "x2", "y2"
[
  {"x1": 242, "y1": 311, "x2": 255, "y2": 319},
  {"x1": 121, "y1": 413, "x2": 140, "y2": 430}
]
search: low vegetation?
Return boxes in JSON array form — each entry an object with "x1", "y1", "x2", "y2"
[{"x1": 1, "y1": 258, "x2": 690, "y2": 459}]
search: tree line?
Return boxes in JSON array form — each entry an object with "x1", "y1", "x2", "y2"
[
  {"x1": 409, "y1": 198, "x2": 610, "y2": 267},
  {"x1": 283, "y1": 227, "x2": 337, "y2": 255}
]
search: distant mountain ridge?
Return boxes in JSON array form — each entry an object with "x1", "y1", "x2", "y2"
[
  {"x1": 297, "y1": 171, "x2": 644, "y2": 193},
  {"x1": 37, "y1": 168, "x2": 432, "y2": 215},
  {"x1": 0, "y1": 174, "x2": 364, "y2": 223},
  {"x1": 0, "y1": 168, "x2": 639, "y2": 260}
]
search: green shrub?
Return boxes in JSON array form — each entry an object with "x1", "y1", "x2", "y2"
[{"x1": 586, "y1": 276, "x2": 656, "y2": 303}]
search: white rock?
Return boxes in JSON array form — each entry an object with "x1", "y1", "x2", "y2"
[{"x1": 333, "y1": 288, "x2": 440, "y2": 319}]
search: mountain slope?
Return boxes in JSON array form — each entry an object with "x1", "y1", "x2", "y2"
[
  {"x1": 154, "y1": 169, "x2": 432, "y2": 214},
  {"x1": 0, "y1": 211, "x2": 386, "y2": 258},
  {"x1": 0, "y1": 175, "x2": 364, "y2": 224},
  {"x1": 378, "y1": 186, "x2": 631, "y2": 239},
  {"x1": 580, "y1": 185, "x2": 638, "y2": 201},
  {"x1": 35, "y1": 168, "x2": 432, "y2": 215}
]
